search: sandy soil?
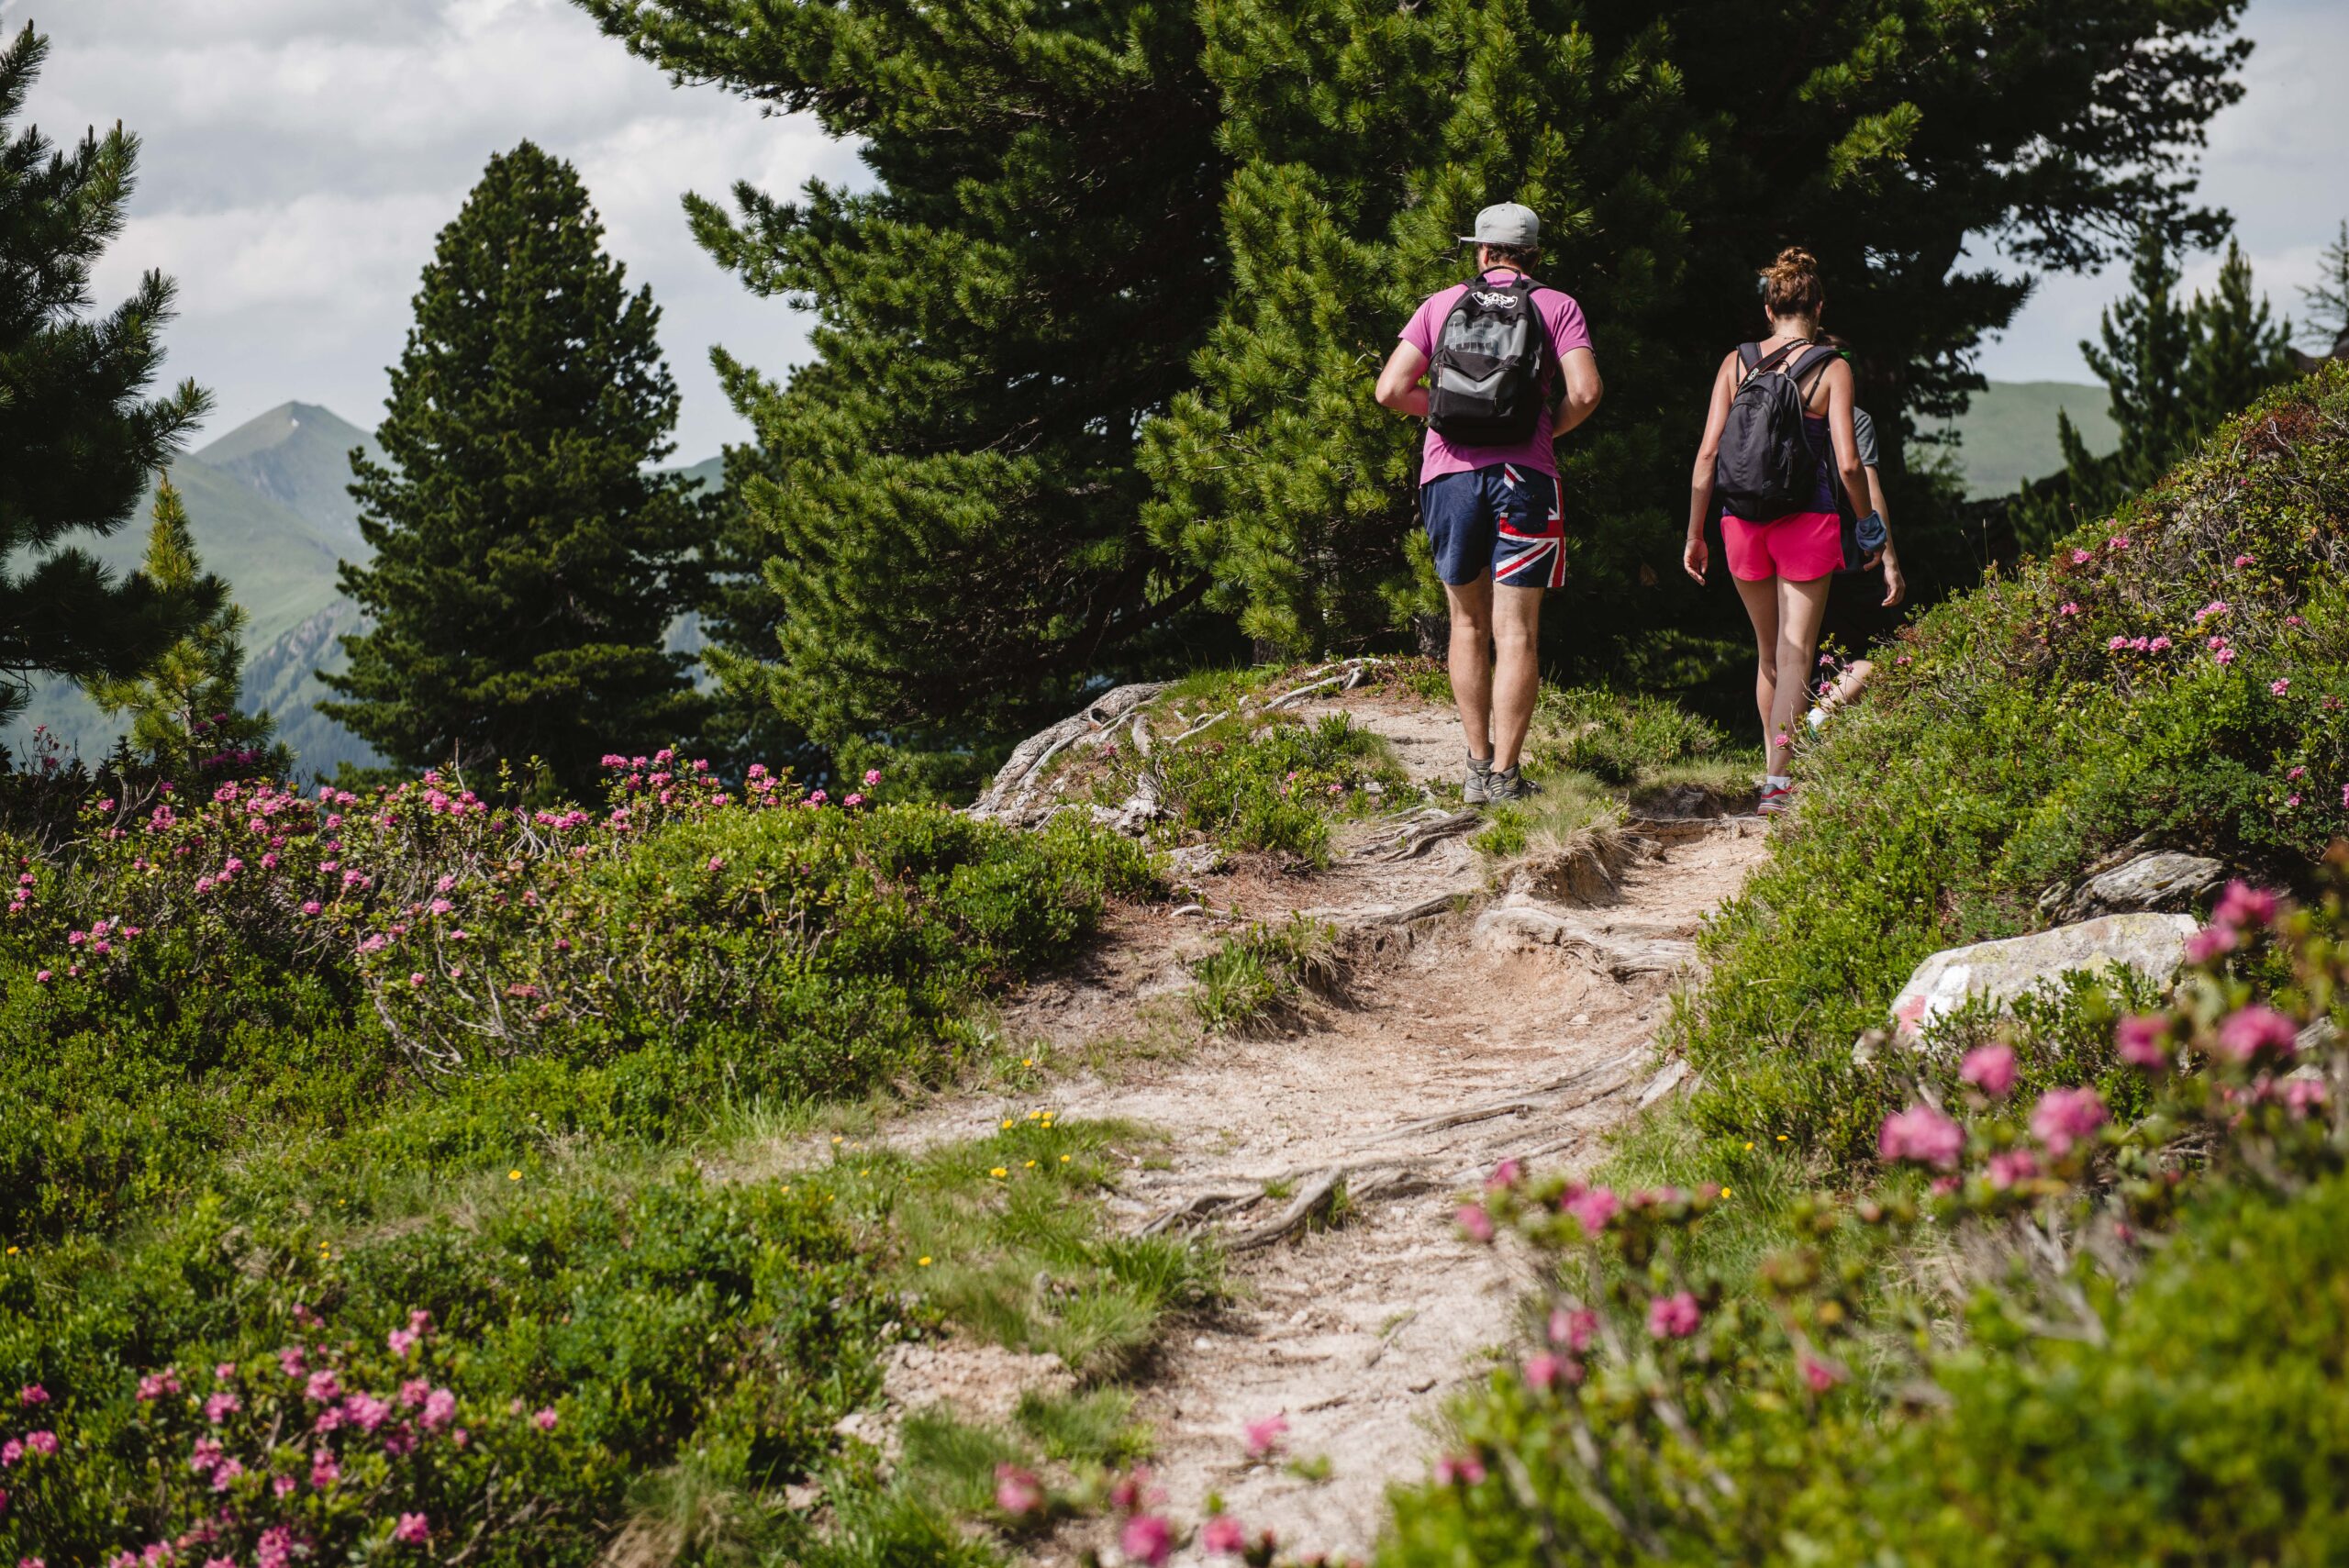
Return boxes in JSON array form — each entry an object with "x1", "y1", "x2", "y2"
[{"x1": 858, "y1": 689, "x2": 1769, "y2": 1563}]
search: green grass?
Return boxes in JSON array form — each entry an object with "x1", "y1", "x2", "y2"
[{"x1": 1186, "y1": 914, "x2": 1340, "y2": 1035}]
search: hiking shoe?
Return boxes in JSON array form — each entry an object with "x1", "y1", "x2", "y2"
[
  {"x1": 1487, "y1": 765, "x2": 1540, "y2": 804},
  {"x1": 1758, "y1": 782, "x2": 1797, "y2": 816},
  {"x1": 1462, "y1": 755, "x2": 1495, "y2": 806}
]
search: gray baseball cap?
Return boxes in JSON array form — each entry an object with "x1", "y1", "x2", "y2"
[{"x1": 1460, "y1": 202, "x2": 1540, "y2": 248}]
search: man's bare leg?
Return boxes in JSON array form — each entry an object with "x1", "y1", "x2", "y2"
[
  {"x1": 1490, "y1": 583, "x2": 1544, "y2": 771},
  {"x1": 1444, "y1": 577, "x2": 1496, "y2": 762}
]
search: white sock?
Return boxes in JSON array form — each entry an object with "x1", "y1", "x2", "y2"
[{"x1": 1765, "y1": 774, "x2": 1791, "y2": 791}]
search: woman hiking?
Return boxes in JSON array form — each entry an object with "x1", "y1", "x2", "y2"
[{"x1": 1680, "y1": 248, "x2": 1883, "y2": 815}]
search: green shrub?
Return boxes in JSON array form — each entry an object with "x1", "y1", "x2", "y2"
[
  {"x1": 1142, "y1": 712, "x2": 1410, "y2": 864},
  {"x1": 1382, "y1": 874, "x2": 2349, "y2": 1567},
  {"x1": 1186, "y1": 915, "x2": 1339, "y2": 1035}
]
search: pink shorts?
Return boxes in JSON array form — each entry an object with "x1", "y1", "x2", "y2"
[{"x1": 1722, "y1": 511, "x2": 1841, "y2": 582}]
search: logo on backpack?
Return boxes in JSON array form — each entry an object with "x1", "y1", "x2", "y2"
[
  {"x1": 1713, "y1": 342, "x2": 1838, "y2": 519},
  {"x1": 1427, "y1": 274, "x2": 1553, "y2": 445}
]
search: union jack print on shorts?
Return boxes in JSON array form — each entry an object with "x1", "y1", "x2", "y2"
[{"x1": 1494, "y1": 466, "x2": 1566, "y2": 589}]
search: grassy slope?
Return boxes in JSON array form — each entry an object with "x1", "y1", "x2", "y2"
[{"x1": 1932, "y1": 379, "x2": 2121, "y2": 498}]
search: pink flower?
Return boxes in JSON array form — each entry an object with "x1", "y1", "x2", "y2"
[
  {"x1": 188, "y1": 1437, "x2": 224, "y2": 1475},
  {"x1": 2272, "y1": 678, "x2": 2291, "y2": 695},
  {"x1": 2106, "y1": 635, "x2": 2128, "y2": 652},
  {"x1": 1119, "y1": 1513, "x2": 1173, "y2": 1567},
  {"x1": 1564, "y1": 1186, "x2": 1620, "y2": 1233},
  {"x1": 994, "y1": 1462, "x2": 1043, "y2": 1517},
  {"x1": 1244, "y1": 1412, "x2": 1288, "y2": 1458},
  {"x1": 393, "y1": 1514, "x2": 430, "y2": 1547},
  {"x1": 33, "y1": 971, "x2": 49, "y2": 984},
  {"x1": 2214, "y1": 881, "x2": 2278, "y2": 929},
  {"x1": 22, "y1": 1432, "x2": 52, "y2": 1458},
  {"x1": 342, "y1": 1393, "x2": 391, "y2": 1433},
  {"x1": 2149, "y1": 636, "x2": 2172, "y2": 651},
  {"x1": 2186, "y1": 923, "x2": 2239, "y2": 963},
  {"x1": 863, "y1": 768, "x2": 884, "y2": 787},
  {"x1": 2215, "y1": 1005, "x2": 2299, "y2": 1063},
  {"x1": 304, "y1": 1370, "x2": 341, "y2": 1404},
  {"x1": 421, "y1": 1388, "x2": 457, "y2": 1430},
  {"x1": 2215, "y1": 648, "x2": 2236, "y2": 666},
  {"x1": 2030, "y1": 1086, "x2": 2108, "y2": 1156},
  {"x1": 1986, "y1": 1149, "x2": 2040, "y2": 1189},
  {"x1": 1959, "y1": 1043, "x2": 2017, "y2": 1098},
  {"x1": 1521, "y1": 1352, "x2": 1574, "y2": 1390},
  {"x1": 1454, "y1": 1204, "x2": 1494, "y2": 1243},
  {"x1": 2233, "y1": 553, "x2": 2254, "y2": 567},
  {"x1": 1485, "y1": 1158, "x2": 1522, "y2": 1192},
  {"x1": 407, "y1": 972, "x2": 427, "y2": 987},
  {"x1": 0, "y1": 1440, "x2": 19, "y2": 1467},
  {"x1": 137, "y1": 1368, "x2": 181, "y2": 1401},
  {"x1": 2284, "y1": 1078, "x2": 2329, "y2": 1118},
  {"x1": 203, "y1": 1393, "x2": 240, "y2": 1424},
  {"x1": 207, "y1": 1455, "x2": 242, "y2": 1492},
  {"x1": 532, "y1": 1407, "x2": 558, "y2": 1431},
  {"x1": 1877, "y1": 1104, "x2": 1964, "y2": 1170},
  {"x1": 278, "y1": 1347, "x2": 306, "y2": 1379},
  {"x1": 1549, "y1": 1306, "x2": 1598, "y2": 1351},
  {"x1": 706, "y1": 855, "x2": 725, "y2": 873},
  {"x1": 843, "y1": 793, "x2": 866, "y2": 808},
  {"x1": 16, "y1": 1386, "x2": 45, "y2": 1407},
  {"x1": 310, "y1": 1449, "x2": 340, "y2": 1488},
  {"x1": 2107, "y1": 535, "x2": 2131, "y2": 551},
  {"x1": 1435, "y1": 1451, "x2": 1487, "y2": 1486},
  {"x1": 1799, "y1": 1355, "x2": 1843, "y2": 1393},
  {"x1": 2195, "y1": 600, "x2": 2231, "y2": 624},
  {"x1": 399, "y1": 1379, "x2": 430, "y2": 1408},
  {"x1": 255, "y1": 1528, "x2": 293, "y2": 1568},
  {"x1": 2057, "y1": 601, "x2": 2081, "y2": 617},
  {"x1": 2291, "y1": 766, "x2": 2309, "y2": 780},
  {"x1": 1201, "y1": 1515, "x2": 1249, "y2": 1555},
  {"x1": 2070, "y1": 549, "x2": 2092, "y2": 565},
  {"x1": 387, "y1": 1329, "x2": 417, "y2": 1359},
  {"x1": 2116, "y1": 1014, "x2": 2171, "y2": 1070},
  {"x1": 1647, "y1": 1291, "x2": 1701, "y2": 1340}
]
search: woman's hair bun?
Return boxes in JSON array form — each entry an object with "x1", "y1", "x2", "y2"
[{"x1": 1760, "y1": 247, "x2": 1825, "y2": 317}]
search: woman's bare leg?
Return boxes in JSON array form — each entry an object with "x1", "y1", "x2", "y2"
[
  {"x1": 1768, "y1": 575, "x2": 1834, "y2": 774},
  {"x1": 1732, "y1": 574, "x2": 1781, "y2": 763}
]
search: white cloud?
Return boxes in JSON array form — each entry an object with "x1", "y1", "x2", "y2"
[
  {"x1": 1978, "y1": 0, "x2": 2349, "y2": 383},
  {"x1": 8, "y1": 0, "x2": 863, "y2": 456}
]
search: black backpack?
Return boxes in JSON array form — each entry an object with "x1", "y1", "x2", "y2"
[
  {"x1": 1426, "y1": 272, "x2": 1553, "y2": 444},
  {"x1": 1714, "y1": 340, "x2": 1838, "y2": 518}
]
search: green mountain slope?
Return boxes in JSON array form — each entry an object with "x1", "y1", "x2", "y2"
[{"x1": 1934, "y1": 380, "x2": 2121, "y2": 499}]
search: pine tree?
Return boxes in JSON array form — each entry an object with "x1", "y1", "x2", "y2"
[
  {"x1": 573, "y1": 0, "x2": 1235, "y2": 783},
  {"x1": 1148, "y1": 0, "x2": 2254, "y2": 660},
  {"x1": 83, "y1": 480, "x2": 289, "y2": 781},
  {"x1": 0, "y1": 24, "x2": 218, "y2": 729},
  {"x1": 2298, "y1": 220, "x2": 2349, "y2": 354},
  {"x1": 2185, "y1": 238, "x2": 2296, "y2": 435},
  {"x1": 322, "y1": 143, "x2": 702, "y2": 799}
]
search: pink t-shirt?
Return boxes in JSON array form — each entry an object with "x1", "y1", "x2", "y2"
[{"x1": 1400, "y1": 272, "x2": 1594, "y2": 482}]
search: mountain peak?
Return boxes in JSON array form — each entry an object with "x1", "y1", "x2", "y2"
[{"x1": 195, "y1": 401, "x2": 373, "y2": 468}]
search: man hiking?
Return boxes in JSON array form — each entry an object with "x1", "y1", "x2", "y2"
[{"x1": 1375, "y1": 202, "x2": 1603, "y2": 805}]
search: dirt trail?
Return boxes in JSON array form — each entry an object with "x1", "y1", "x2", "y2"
[{"x1": 882, "y1": 692, "x2": 1768, "y2": 1563}]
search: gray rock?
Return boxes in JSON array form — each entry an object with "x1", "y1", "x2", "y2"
[
  {"x1": 2055, "y1": 851, "x2": 2225, "y2": 922},
  {"x1": 1888, "y1": 912, "x2": 2199, "y2": 1041}
]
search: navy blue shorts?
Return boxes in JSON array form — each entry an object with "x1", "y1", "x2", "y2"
[{"x1": 1419, "y1": 462, "x2": 1565, "y2": 588}]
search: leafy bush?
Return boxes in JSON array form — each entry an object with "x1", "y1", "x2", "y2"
[
  {"x1": 1186, "y1": 915, "x2": 1340, "y2": 1035},
  {"x1": 1384, "y1": 872, "x2": 2349, "y2": 1566},
  {"x1": 0, "y1": 760, "x2": 1161, "y2": 1244}
]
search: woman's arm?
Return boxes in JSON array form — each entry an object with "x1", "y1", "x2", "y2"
[
  {"x1": 1683, "y1": 353, "x2": 1737, "y2": 582},
  {"x1": 1820, "y1": 361, "x2": 1871, "y2": 528}
]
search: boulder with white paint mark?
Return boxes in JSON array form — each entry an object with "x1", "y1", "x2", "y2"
[{"x1": 1888, "y1": 912, "x2": 2200, "y2": 1042}]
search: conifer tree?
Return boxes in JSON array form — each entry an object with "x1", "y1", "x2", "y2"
[
  {"x1": 323, "y1": 143, "x2": 702, "y2": 798},
  {"x1": 2297, "y1": 219, "x2": 2349, "y2": 353},
  {"x1": 0, "y1": 24, "x2": 218, "y2": 728},
  {"x1": 573, "y1": 0, "x2": 1233, "y2": 782},
  {"x1": 83, "y1": 480, "x2": 289, "y2": 781},
  {"x1": 1152, "y1": 0, "x2": 2254, "y2": 662},
  {"x1": 2185, "y1": 238, "x2": 2296, "y2": 435}
]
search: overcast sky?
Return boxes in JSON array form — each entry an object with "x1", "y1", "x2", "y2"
[{"x1": 14, "y1": 0, "x2": 2349, "y2": 462}]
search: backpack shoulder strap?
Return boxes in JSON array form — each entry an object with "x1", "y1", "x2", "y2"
[
  {"x1": 1789, "y1": 344, "x2": 1840, "y2": 390},
  {"x1": 1737, "y1": 340, "x2": 1798, "y2": 387}
]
